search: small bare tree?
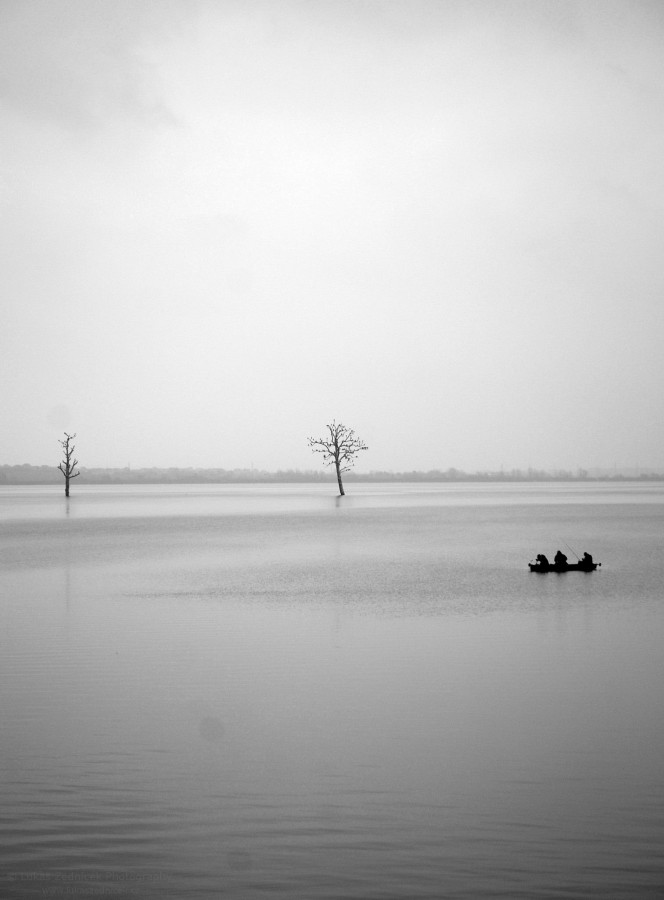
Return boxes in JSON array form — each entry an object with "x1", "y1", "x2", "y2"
[
  {"x1": 308, "y1": 421, "x2": 368, "y2": 496},
  {"x1": 58, "y1": 432, "x2": 80, "y2": 497}
]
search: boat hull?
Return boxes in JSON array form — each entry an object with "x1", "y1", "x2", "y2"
[{"x1": 529, "y1": 562, "x2": 599, "y2": 573}]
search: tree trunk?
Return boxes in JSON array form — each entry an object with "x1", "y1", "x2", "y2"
[
  {"x1": 335, "y1": 462, "x2": 345, "y2": 496},
  {"x1": 65, "y1": 477, "x2": 70, "y2": 498}
]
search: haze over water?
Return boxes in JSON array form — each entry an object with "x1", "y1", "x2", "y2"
[
  {"x1": 4, "y1": 1, "x2": 664, "y2": 473},
  {"x1": 2, "y1": 482, "x2": 664, "y2": 898}
]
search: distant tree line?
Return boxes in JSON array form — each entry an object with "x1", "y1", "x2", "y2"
[
  {"x1": 0, "y1": 427, "x2": 659, "y2": 492},
  {"x1": 2, "y1": 464, "x2": 663, "y2": 486}
]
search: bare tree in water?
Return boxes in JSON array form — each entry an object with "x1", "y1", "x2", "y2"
[
  {"x1": 58, "y1": 432, "x2": 80, "y2": 497},
  {"x1": 308, "y1": 421, "x2": 368, "y2": 496}
]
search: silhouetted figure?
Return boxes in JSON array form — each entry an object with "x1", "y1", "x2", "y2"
[
  {"x1": 554, "y1": 550, "x2": 568, "y2": 567},
  {"x1": 536, "y1": 554, "x2": 549, "y2": 567},
  {"x1": 581, "y1": 552, "x2": 594, "y2": 567}
]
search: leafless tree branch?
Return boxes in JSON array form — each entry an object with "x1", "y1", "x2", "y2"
[
  {"x1": 307, "y1": 420, "x2": 368, "y2": 495},
  {"x1": 57, "y1": 432, "x2": 80, "y2": 497}
]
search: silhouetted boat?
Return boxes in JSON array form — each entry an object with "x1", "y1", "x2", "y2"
[{"x1": 528, "y1": 560, "x2": 600, "y2": 573}]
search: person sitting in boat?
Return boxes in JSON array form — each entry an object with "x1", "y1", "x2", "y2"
[
  {"x1": 581, "y1": 551, "x2": 594, "y2": 566},
  {"x1": 554, "y1": 550, "x2": 568, "y2": 567},
  {"x1": 536, "y1": 554, "x2": 549, "y2": 567}
]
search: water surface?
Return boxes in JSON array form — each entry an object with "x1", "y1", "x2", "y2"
[{"x1": 1, "y1": 484, "x2": 663, "y2": 898}]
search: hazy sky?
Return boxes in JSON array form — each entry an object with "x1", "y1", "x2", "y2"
[{"x1": 2, "y1": 0, "x2": 664, "y2": 472}]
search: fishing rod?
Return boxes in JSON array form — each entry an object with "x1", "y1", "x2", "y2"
[{"x1": 563, "y1": 541, "x2": 580, "y2": 561}]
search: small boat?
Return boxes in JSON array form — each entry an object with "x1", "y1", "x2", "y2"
[{"x1": 528, "y1": 560, "x2": 600, "y2": 573}]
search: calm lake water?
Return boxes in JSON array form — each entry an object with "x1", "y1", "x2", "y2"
[{"x1": 1, "y1": 483, "x2": 664, "y2": 899}]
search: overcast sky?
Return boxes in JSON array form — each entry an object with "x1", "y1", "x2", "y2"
[{"x1": 2, "y1": 0, "x2": 663, "y2": 472}]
